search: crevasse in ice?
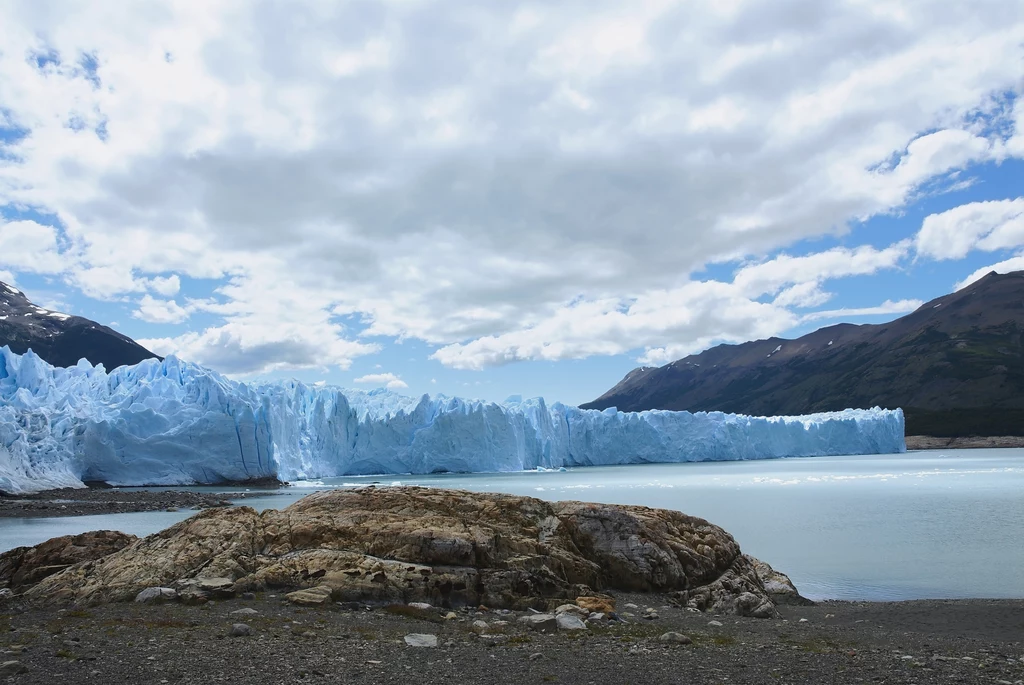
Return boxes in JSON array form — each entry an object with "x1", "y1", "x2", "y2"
[{"x1": 0, "y1": 346, "x2": 905, "y2": 493}]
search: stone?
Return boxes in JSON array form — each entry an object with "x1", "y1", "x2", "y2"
[
  {"x1": 734, "y1": 591, "x2": 777, "y2": 619},
  {"x1": 658, "y1": 632, "x2": 692, "y2": 645},
  {"x1": 178, "y1": 590, "x2": 208, "y2": 606},
  {"x1": 576, "y1": 596, "x2": 615, "y2": 614},
  {"x1": 0, "y1": 531, "x2": 136, "y2": 592},
  {"x1": 555, "y1": 614, "x2": 587, "y2": 631},
  {"x1": 241, "y1": 592, "x2": 256, "y2": 600},
  {"x1": 749, "y1": 557, "x2": 813, "y2": 605},
  {"x1": 587, "y1": 612, "x2": 606, "y2": 622},
  {"x1": 0, "y1": 661, "x2": 28, "y2": 676},
  {"x1": 196, "y1": 577, "x2": 235, "y2": 598},
  {"x1": 518, "y1": 614, "x2": 557, "y2": 632},
  {"x1": 643, "y1": 609, "x2": 660, "y2": 620},
  {"x1": 231, "y1": 608, "x2": 259, "y2": 615},
  {"x1": 404, "y1": 633, "x2": 438, "y2": 648},
  {"x1": 134, "y1": 587, "x2": 177, "y2": 604},
  {"x1": 0, "y1": 589, "x2": 13, "y2": 601},
  {"x1": 21, "y1": 488, "x2": 788, "y2": 614},
  {"x1": 286, "y1": 586, "x2": 334, "y2": 606},
  {"x1": 471, "y1": 620, "x2": 489, "y2": 633},
  {"x1": 624, "y1": 603, "x2": 639, "y2": 609},
  {"x1": 708, "y1": 620, "x2": 723, "y2": 627},
  {"x1": 554, "y1": 604, "x2": 589, "y2": 618},
  {"x1": 229, "y1": 623, "x2": 251, "y2": 637},
  {"x1": 529, "y1": 653, "x2": 543, "y2": 661},
  {"x1": 444, "y1": 612, "x2": 457, "y2": 620},
  {"x1": 407, "y1": 602, "x2": 432, "y2": 610}
]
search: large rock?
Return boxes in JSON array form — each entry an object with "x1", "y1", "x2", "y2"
[
  {"x1": 749, "y1": 557, "x2": 813, "y2": 605},
  {"x1": 0, "y1": 530, "x2": 136, "y2": 592},
  {"x1": 21, "y1": 487, "x2": 788, "y2": 614}
]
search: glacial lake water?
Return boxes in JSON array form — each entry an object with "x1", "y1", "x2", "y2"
[{"x1": 2, "y1": 449, "x2": 1022, "y2": 602}]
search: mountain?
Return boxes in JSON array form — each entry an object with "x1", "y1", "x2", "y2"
[
  {"x1": 0, "y1": 281, "x2": 158, "y2": 370},
  {"x1": 581, "y1": 271, "x2": 1024, "y2": 437}
]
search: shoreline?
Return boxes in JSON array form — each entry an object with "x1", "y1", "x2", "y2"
[
  {"x1": 0, "y1": 488, "x2": 282, "y2": 519},
  {"x1": 905, "y1": 434, "x2": 1024, "y2": 450},
  {"x1": 1, "y1": 594, "x2": 1021, "y2": 684}
]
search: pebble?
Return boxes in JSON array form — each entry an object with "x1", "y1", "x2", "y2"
[
  {"x1": 624, "y1": 603, "x2": 639, "y2": 609},
  {"x1": 708, "y1": 620, "x2": 724, "y2": 627},
  {"x1": 241, "y1": 592, "x2": 256, "y2": 601},
  {"x1": 529, "y1": 653, "x2": 544, "y2": 661},
  {"x1": 798, "y1": 618, "x2": 809, "y2": 623},
  {"x1": 229, "y1": 624, "x2": 251, "y2": 637},
  {"x1": 231, "y1": 608, "x2": 259, "y2": 615},
  {"x1": 404, "y1": 634, "x2": 438, "y2": 648},
  {"x1": 444, "y1": 612, "x2": 458, "y2": 620},
  {"x1": 407, "y1": 602, "x2": 433, "y2": 611},
  {"x1": 471, "y1": 620, "x2": 490, "y2": 633}
]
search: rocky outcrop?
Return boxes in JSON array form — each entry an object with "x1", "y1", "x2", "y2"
[
  {"x1": 19, "y1": 487, "x2": 794, "y2": 615},
  {"x1": 0, "y1": 530, "x2": 137, "y2": 591}
]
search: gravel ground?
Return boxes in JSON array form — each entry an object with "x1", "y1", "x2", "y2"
[
  {"x1": 0, "y1": 489, "x2": 282, "y2": 518},
  {"x1": 2, "y1": 594, "x2": 1022, "y2": 684}
]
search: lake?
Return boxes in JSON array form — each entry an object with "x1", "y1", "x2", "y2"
[{"x1": 2, "y1": 449, "x2": 1021, "y2": 602}]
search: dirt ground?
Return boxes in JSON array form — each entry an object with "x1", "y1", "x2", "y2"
[{"x1": 2, "y1": 593, "x2": 1022, "y2": 685}]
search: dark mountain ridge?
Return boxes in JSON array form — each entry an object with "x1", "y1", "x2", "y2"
[
  {"x1": 582, "y1": 271, "x2": 1024, "y2": 437},
  {"x1": 0, "y1": 281, "x2": 159, "y2": 370}
]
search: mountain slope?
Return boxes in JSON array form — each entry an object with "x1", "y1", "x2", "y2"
[
  {"x1": 0, "y1": 282, "x2": 158, "y2": 370},
  {"x1": 581, "y1": 271, "x2": 1024, "y2": 437}
]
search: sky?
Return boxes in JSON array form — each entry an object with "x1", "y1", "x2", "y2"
[{"x1": 0, "y1": 1, "x2": 1022, "y2": 407}]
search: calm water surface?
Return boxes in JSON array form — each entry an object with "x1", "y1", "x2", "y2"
[{"x1": 2, "y1": 449, "x2": 1021, "y2": 601}]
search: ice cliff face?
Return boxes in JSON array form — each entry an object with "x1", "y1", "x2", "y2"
[{"x1": 0, "y1": 347, "x2": 906, "y2": 493}]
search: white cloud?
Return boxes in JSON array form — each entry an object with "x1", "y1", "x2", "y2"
[
  {"x1": 916, "y1": 199, "x2": 1024, "y2": 260},
  {"x1": 0, "y1": 1, "x2": 1021, "y2": 373},
  {"x1": 148, "y1": 274, "x2": 181, "y2": 297},
  {"x1": 800, "y1": 299, "x2": 924, "y2": 322},
  {"x1": 0, "y1": 220, "x2": 66, "y2": 273},
  {"x1": 353, "y1": 372, "x2": 408, "y2": 390},
  {"x1": 133, "y1": 294, "x2": 190, "y2": 324},
  {"x1": 955, "y1": 254, "x2": 1024, "y2": 290}
]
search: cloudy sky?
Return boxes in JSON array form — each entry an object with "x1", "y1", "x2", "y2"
[{"x1": 0, "y1": 0, "x2": 1022, "y2": 405}]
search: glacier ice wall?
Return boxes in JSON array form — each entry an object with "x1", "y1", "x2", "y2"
[{"x1": 0, "y1": 347, "x2": 906, "y2": 493}]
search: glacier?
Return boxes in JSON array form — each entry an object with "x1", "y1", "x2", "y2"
[{"x1": 0, "y1": 346, "x2": 906, "y2": 494}]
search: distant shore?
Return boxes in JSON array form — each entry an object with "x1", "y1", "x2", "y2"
[
  {"x1": 0, "y1": 487, "x2": 286, "y2": 519},
  {"x1": 905, "y1": 435, "x2": 1024, "y2": 450}
]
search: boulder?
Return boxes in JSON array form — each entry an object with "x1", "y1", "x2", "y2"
[
  {"x1": 749, "y1": 557, "x2": 814, "y2": 605},
  {"x1": 21, "y1": 487, "x2": 789, "y2": 616},
  {"x1": 0, "y1": 531, "x2": 136, "y2": 591}
]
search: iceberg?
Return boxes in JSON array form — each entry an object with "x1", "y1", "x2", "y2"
[{"x1": 0, "y1": 346, "x2": 906, "y2": 493}]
